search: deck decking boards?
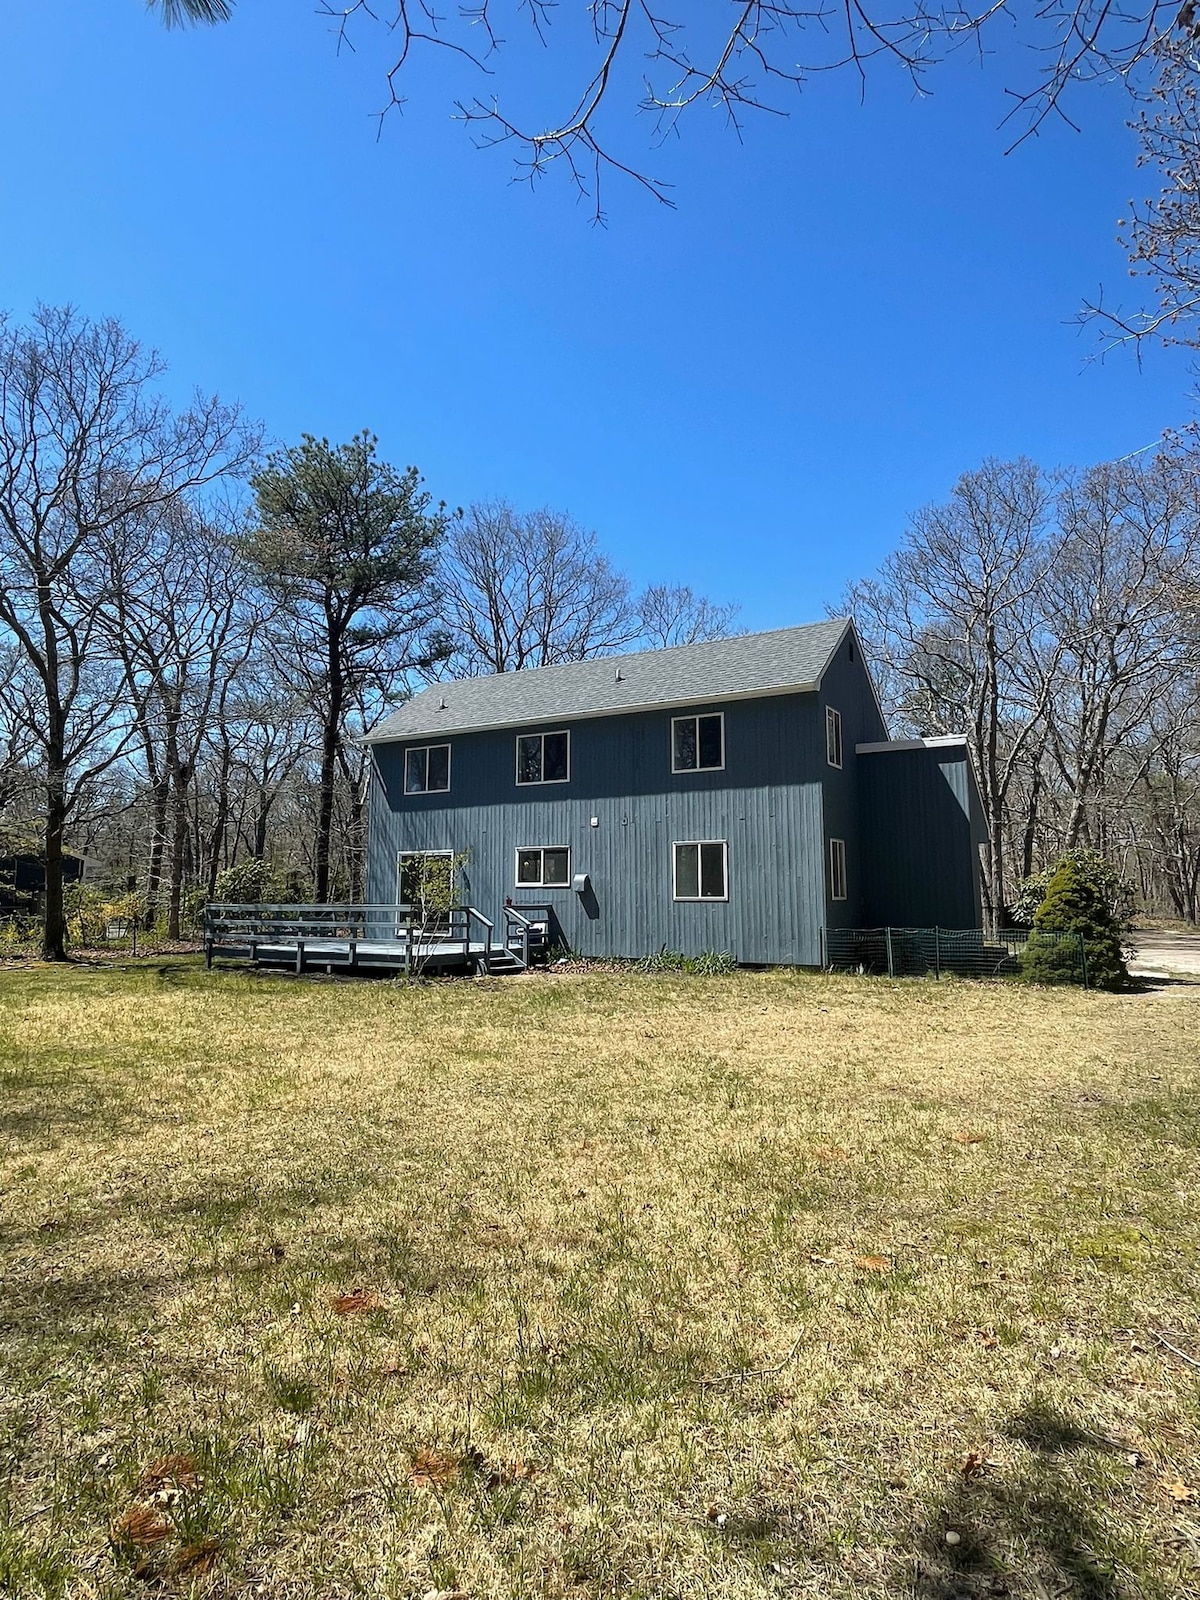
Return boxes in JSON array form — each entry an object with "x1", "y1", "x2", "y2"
[{"x1": 203, "y1": 904, "x2": 541, "y2": 977}]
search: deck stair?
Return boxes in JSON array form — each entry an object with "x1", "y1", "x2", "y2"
[{"x1": 483, "y1": 949, "x2": 527, "y2": 976}]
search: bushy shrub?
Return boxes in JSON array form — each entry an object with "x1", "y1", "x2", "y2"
[
  {"x1": 213, "y1": 858, "x2": 275, "y2": 904},
  {"x1": 1020, "y1": 854, "x2": 1130, "y2": 990},
  {"x1": 1011, "y1": 847, "x2": 1135, "y2": 930}
]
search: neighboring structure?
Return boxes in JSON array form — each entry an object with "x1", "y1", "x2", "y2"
[
  {"x1": 0, "y1": 849, "x2": 85, "y2": 915},
  {"x1": 363, "y1": 618, "x2": 985, "y2": 966}
]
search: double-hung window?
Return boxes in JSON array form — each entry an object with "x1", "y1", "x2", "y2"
[
  {"x1": 673, "y1": 840, "x2": 728, "y2": 902},
  {"x1": 404, "y1": 743, "x2": 450, "y2": 794},
  {"x1": 516, "y1": 730, "x2": 570, "y2": 785},
  {"x1": 828, "y1": 838, "x2": 847, "y2": 901},
  {"x1": 672, "y1": 713, "x2": 724, "y2": 773},
  {"x1": 516, "y1": 847, "x2": 570, "y2": 888},
  {"x1": 826, "y1": 707, "x2": 843, "y2": 769}
]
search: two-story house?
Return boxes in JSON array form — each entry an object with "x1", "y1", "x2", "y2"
[{"x1": 363, "y1": 618, "x2": 984, "y2": 966}]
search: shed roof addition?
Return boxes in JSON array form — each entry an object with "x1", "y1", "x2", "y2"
[{"x1": 365, "y1": 617, "x2": 853, "y2": 743}]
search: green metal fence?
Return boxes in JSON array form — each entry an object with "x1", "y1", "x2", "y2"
[{"x1": 824, "y1": 926, "x2": 1088, "y2": 984}]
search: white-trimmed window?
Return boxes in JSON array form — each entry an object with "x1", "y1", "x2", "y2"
[
  {"x1": 828, "y1": 838, "x2": 847, "y2": 901},
  {"x1": 826, "y1": 706, "x2": 843, "y2": 769},
  {"x1": 672, "y1": 712, "x2": 724, "y2": 773},
  {"x1": 404, "y1": 743, "x2": 451, "y2": 794},
  {"x1": 673, "y1": 840, "x2": 728, "y2": 902},
  {"x1": 516, "y1": 846, "x2": 571, "y2": 888},
  {"x1": 516, "y1": 730, "x2": 570, "y2": 785}
]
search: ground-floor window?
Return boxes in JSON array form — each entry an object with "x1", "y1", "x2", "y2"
[
  {"x1": 673, "y1": 840, "x2": 728, "y2": 901},
  {"x1": 828, "y1": 838, "x2": 847, "y2": 901},
  {"x1": 516, "y1": 846, "x2": 570, "y2": 887}
]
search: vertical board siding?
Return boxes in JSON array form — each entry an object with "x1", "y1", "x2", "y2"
[
  {"x1": 857, "y1": 747, "x2": 983, "y2": 929},
  {"x1": 368, "y1": 690, "x2": 828, "y2": 964},
  {"x1": 816, "y1": 631, "x2": 890, "y2": 930},
  {"x1": 365, "y1": 637, "x2": 973, "y2": 964}
]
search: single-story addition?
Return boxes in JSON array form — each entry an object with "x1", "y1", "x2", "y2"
[{"x1": 363, "y1": 617, "x2": 986, "y2": 967}]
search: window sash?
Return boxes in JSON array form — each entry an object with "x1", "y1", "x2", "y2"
[
  {"x1": 829, "y1": 838, "x2": 847, "y2": 901},
  {"x1": 404, "y1": 744, "x2": 450, "y2": 794},
  {"x1": 516, "y1": 846, "x2": 571, "y2": 887},
  {"x1": 672, "y1": 713, "x2": 724, "y2": 773},
  {"x1": 673, "y1": 840, "x2": 728, "y2": 901},
  {"x1": 826, "y1": 707, "x2": 843, "y2": 769},
  {"x1": 516, "y1": 730, "x2": 570, "y2": 785}
]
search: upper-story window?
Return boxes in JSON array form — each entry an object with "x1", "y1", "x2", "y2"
[
  {"x1": 516, "y1": 729, "x2": 570, "y2": 785},
  {"x1": 405, "y1": 743, "x2": 450, "y2": 794},
  {"x1": 672, "y1": 712, "x2": 724, "y2": 773},
  {"x1": 826, "y1": 706, "x2": 843, "y2": 769}
]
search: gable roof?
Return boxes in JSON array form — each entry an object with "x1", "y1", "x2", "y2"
[{"x1": 365, "y1": 617, "x2": 855, "y2": 743}]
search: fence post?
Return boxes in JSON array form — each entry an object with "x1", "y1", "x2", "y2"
[
  {"x1": 885, "y1": 926, "x2": 894, "y2": 978},
  {"x1": 1079, "y1": 933, "x2": 1089, "y2": 989},
  {"x1": 934, "y1": 925, "x2": 941, "y2": 980}
]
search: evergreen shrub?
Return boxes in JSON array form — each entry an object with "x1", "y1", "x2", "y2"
[{"x1": 1019, "y1": 855, "x2": 1130, "y2": 990}]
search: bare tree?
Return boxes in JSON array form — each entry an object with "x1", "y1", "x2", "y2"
[
  {"x1": 0, "y1": 306, "x2": 256, "y2": 958},
  {"x1": 847, "y1": 458, "x2": 1059, "y2": 930},
  {"x1": 1085, "y1": 41, "x2": 1200, "y2": 351},
  {"x1": 438, "y1": 501, "x2": 639, "y2": 675},
  {"x1": 1132, "y1": 684, "x2": 1200, "y2": 920},
  {"x1": 635, "y1": 583, "x2": 740, "y2": 648},
  {"x1": 1040, "y1": 453, "x2": 1200, "y2": 851},
  {"x1": 149, "y1": 0, "x2": 1181, "y2": 212},
  {"x1": 101, "y1": 499, "x2": 259, "y2": 936}
]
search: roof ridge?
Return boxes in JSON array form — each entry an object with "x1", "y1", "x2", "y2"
[
  {"x1": 407, "y1": 616, "x2": 849, "y2": 697},
  {"x1": 366, "y1": 616, "x2": 854, "y2": 743}
]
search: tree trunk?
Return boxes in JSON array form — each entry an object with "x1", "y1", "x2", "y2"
[
  {"x1": 167, "y1": 769, "x2": 189, "y2": 940},
  {"x1": 205, "y1": 739, "x2": 233, "y2": 897},
  {"x1": 253, "y1": 791, "x2": 273, "y2": 861},
  {"x1": 42, "y1": 756, "x2": 68, "y2": 962},
  {"x1": 1020, "y1": 763, "x2": 1042, "y2": 882},
  {"x1": 144, "y1": 779, "x2": 169, "y2": 928},
  {"x1": 315, "y1": 635, "x2": 344, "y2": 904}
]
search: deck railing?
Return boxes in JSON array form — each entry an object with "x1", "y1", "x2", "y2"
[{"x1": 204, "y1": 902, "x2": 493, "y2": 974}]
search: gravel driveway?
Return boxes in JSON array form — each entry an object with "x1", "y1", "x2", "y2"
[{"x1": 1129, "y1": 929, "x2": 1200, "y2": 978}]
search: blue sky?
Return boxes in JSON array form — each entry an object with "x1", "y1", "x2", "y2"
[{"x1": 1, "y1": 4, "x2": 1193, "y2": 629}]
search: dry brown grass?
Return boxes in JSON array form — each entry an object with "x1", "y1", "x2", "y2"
[{"x1": 1, "y1": 959, "x2": 1198, "y2": 1598}]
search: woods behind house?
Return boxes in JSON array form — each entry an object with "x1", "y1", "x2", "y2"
[{"x1": 0, "y1": 307, "x2": 1197, "y2": 957}]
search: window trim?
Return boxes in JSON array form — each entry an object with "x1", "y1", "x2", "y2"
[
  {"x1": 825, "y1": 706, "x2": 843, "y2": 770},
  {"x1": 403, "y1": 742, "x2": 452, "y2": 795},
  {"x1": 514, "y1": 845, "x2": 572, "y2": 889},
  {"x1": 828, "y1": 837, "x2": 847, "y2": 902},
  {"x1": 396, "y1": 848, "x2": 456, "y2": 934},
  {"x1": 670, "y1": 711, "x2": 726, "y2": 775},
  {"x1": 671, "y1": 839, "x2": 729, "y2": 903},
  {"x1": 515, "y1": 728, "x2": 571, "y2": 786}
]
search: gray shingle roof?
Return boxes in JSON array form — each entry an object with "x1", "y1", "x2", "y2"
[{"x1": 365, "y1": 617, "x2": 852, "y2": 743}]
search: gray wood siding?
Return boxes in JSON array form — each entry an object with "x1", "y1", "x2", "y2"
[
  {"x1": 816, "y1": 631, "x2": 889, "y2": 929},
  {"x1": 367, "y1": 691, "x2": 831, "y2": 964},
  {"x1": 857, "y1": 747, "x2": 984, "y2": 928}
]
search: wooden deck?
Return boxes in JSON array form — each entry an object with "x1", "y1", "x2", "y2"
[{"x1": 203, "y1": 903, "x2": 548, "y2": 977}]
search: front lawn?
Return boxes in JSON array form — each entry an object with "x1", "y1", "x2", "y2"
[{"x1": 1, "y1": 960, "x2": 1198, "y2": 1598}]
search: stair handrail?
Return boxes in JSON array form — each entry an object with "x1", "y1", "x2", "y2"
[
  {"x1": 463, "y1": 905, "x2": 493, "y2": 963},
  {"x1": 503, "y1": 905, "x2": 535, "y2": 970}
]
